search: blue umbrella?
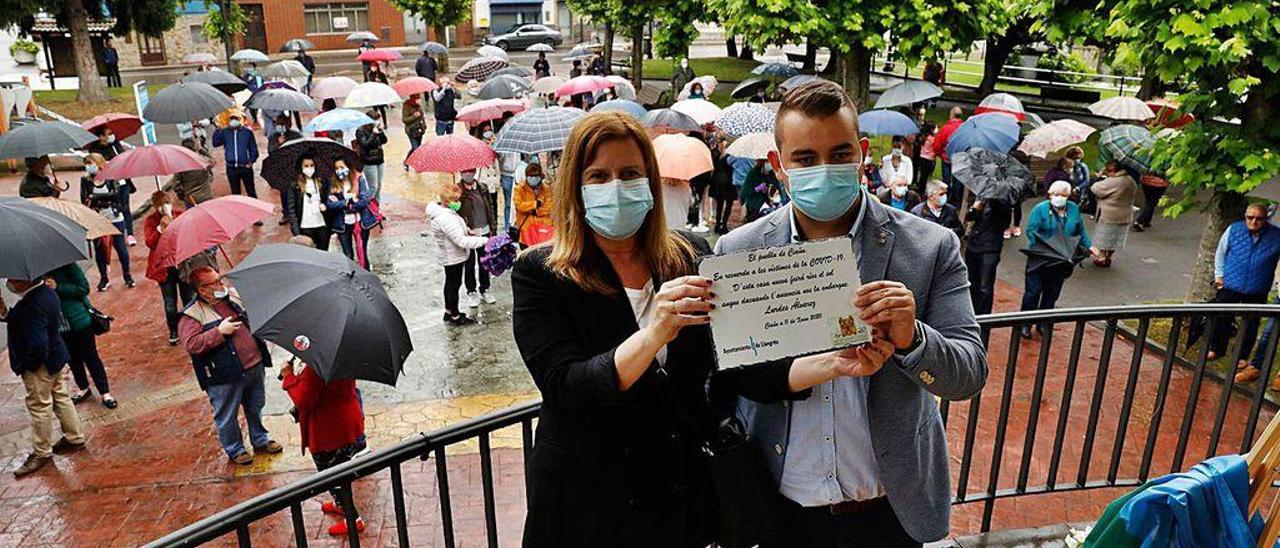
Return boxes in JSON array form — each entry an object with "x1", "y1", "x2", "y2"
[
  {"x1": 591, "y1": 99, "x2": 647, "y2": 118},
  {"x1": 873, "y1": 80, "x2": 943, "y2": 109},
  {"x1": 945, "y1": 113, "x2": 1021, "y2": 158},
  {"x1": 751, "y1": 62, "x2": 799, "y2": 80},
  {"x1": 304, "y1": 108, "x2": 376, "y2": 133},
  {"x1": 779, "y1": 74, "x2": 823, "y2": 91},
  {"x1": 857, "y1": 109, "x2": 919, "y2": 136}
]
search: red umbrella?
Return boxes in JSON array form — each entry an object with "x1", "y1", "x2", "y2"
[
  {"x1": 555, "y1": 75, "x2": 614, "y2": 98},
  {"x1": 407, "y1": 134, "x2": 496, "y2": 174},
  {"x1": 97, "y1": 144, "x2": 210, "y2": 181},
  {"x1": 391, "y1": 76, "x2": 439, "y2": 98},
  {"x1": 152, "y1": 196, "x2": 275, "y2": 268},
  {"x1": 456, "y1": 98, "x2": 526, "y2": 124},
  {"x1": 356, "y1": 48, "x2": 404, "y2": 62},
  {"x1": 1147, "y1": 98, "x2": 1195, "y2": 129},
  {"x1": 81, "y1": 112, "x2": 142, "y2": 140}
]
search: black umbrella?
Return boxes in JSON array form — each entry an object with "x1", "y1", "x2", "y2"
[
  {"x1": 0, "y1": 197, "x2": 90, "y2": 279},
  {"x1": 731, "y1": 78, "x2": 769, "y2": 100},
  {"x1": 643, "y1": 108, "x2": 702, "y2": 133},
  {"x1": 0, "y1": 120, "x2": 96, "y2": 160},
  {"x1": 951, "y1": 149, "x2": 1035, "y2": 204},
  {"x1": 280, "y1": 38, "x2": 315, "y2": 53},
  {"x1": 261, "y1": 137, "x2": 361, "y2": 190},
  {"x1": 478, "y1": 74, "x2": 531, "y2": 100},
  {"x1": 182, "y1": 70, "x2": 249, "y2": 95},
  {"x1": 143, "y1": 82, "x2": 235, "y2": 124},
  {"x1": 244, "y1": 88, "x2": 319, "y2": 112},
  {"x1": 1018, "y1": 231, "x2": 1087, "y2": 275},
  {"x1": 751, "y1": 62, "x2": 799, "y2": 80},
  {"x1": 224, "y1": 244, "x2": 412, "y2": 386}
]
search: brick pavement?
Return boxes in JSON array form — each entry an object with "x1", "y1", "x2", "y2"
[{"x1": 0, "y1": 123, "x2": 1274, "y2": 547}]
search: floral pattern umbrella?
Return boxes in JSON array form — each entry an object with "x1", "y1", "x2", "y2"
[
  {"x1": 724, "y1": 132, "x2": 776, "y2": 160},
  {"x1": 407, "y1": 134, "x2": 497, "y2": 173},
  {"x1": 715, "y1": 102, "x2": 776, "y2": 138},
  {"x1": 455, "y1": 56, "x2": 510, "y2": 83},
  {"x1": 1098, "y1": 124, "x2": 1156, "y2": 174},
  {"x1": 1018, "y1": 119, "x2": 1097, "y2": 158},
  {"x1": 457, "y1": 99, "x2": 527, "y2": 124}
]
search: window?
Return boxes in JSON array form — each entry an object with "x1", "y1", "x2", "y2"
[
  {"x1": 138, "y1": 33, "x2": 166, "y2": 66},
  {"x1": 304, "y1": 2, "x2": 370, "y2": 34},
  {"x1": 189, "y1": 24, "x2": 206, "y2": 46}
]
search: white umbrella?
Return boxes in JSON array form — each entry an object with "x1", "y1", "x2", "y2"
[
  {"x1": 182, "y1": 52, "x2": 218, "y2": 65},
  {"x1": 1018, "y1": 119, "x2": 1097, "y2": 158},
  {"x1": 724, "y1": 132, "x2": 776, "y2": 160},
  {"x1": 230, "y1": 49, "x2": 270, "y2": 64},
  {"x1": 670, "y1": 99, "x2": 722, "y2": 126},
  {"x1": 677, "y1": 75, "x2": 719, "y2": 101},
  {"x1": 476, "y1": 45, "x2": 509, "y2": 61},
  {"x1": 1088, "y1": 96, "x2": 1156, "y2": 121},
  {"x1": 975, "y1": 92, "x2": 1026, "y2": 120},
  {"x1": 531, "y1": 75, "x2": 568, "y2": 95},
  {"x1": 343, "y1": 82, "x2": 403, "y2": 109},
  {"x1": 261, "y1": 60, "x2": 310, "y2": 79},
  {"x1": 311, "y1": 76, "x2": 359, "y2": 101},
  {"x1": 604, "y1": 75, "x2": 636, "y2": 100}
]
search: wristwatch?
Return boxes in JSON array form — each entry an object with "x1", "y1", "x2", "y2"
[{"x1": 895, "y1": 321, "x2": 925, "y2": 356}]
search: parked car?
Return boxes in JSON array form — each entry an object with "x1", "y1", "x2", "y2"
[{"x1": 484, "y1": 24, "x2": 563, "y2": 50}]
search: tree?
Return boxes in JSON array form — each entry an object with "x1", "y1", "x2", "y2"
[
  {"x1": 202, "y1": 0, "x2": 246, "y2": 70},
  {"x1": 565, "y1": 0, "x2": 615, "y2": 67},
  {"x1": 1105, "y1": 0, "x2": 1280, "y2": 301},
  {"x1": 0, "y1": 0, "x2": 178, "y2": 104}
]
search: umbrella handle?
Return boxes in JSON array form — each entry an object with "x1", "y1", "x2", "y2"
[{"x1": 218, "y1": 244, "x2": 235, "y2": 269}]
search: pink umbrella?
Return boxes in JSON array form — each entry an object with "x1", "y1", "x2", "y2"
[
  {"x1": 456, "y1": 99, "x2": 526, "y2": 124},
  {"x1": 652, "y1": 134, "x2": 712, "y2": 181},
  {"x1": 152, "y1": 196, "x2": 275, "y2": 268},
  {"x1": 407, "y1": 134, "x2": 496, "y2": 174},
  {"x1": 81, "y1": 112, "x2": 142, "y2": 140},
  {"x1": 391, "y1": 76, "x2": 439, "y2": 98},
  {"x1": 555, "y1": 75, "x2": 614, "y2": 98},
  {"x1": 356, "y1": 48, "x2": 404, "y2": 62},
  {"x1": 96, "y1": 144, "x2": 210, "y2": 181},
  {"x1": 311, "y1": 76, "x2": 359, "y2": 101}
]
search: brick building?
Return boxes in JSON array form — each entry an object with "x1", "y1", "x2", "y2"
[{"x1": 234, "y1": 0, "x2": 475, "y2": 51}]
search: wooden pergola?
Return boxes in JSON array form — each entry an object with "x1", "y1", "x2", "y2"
[{"x1": 28, "y1": 13, "x2": 115, "y2": 90}]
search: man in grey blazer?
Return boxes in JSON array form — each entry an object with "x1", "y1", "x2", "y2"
[{"x1": 713, "y1": 80, "x2": 988, "y2": 546}]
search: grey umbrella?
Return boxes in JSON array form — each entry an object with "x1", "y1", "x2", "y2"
[
  {"x1": 493, "y1": 107, "x2": 587, "y2": 154},
  {"x1": 478, "y1": 74, "x2": 532, "y2": 99},
  {"x1": 731, "y1": 78, "x2": 769, "y2": 99},
  {"x1": 225, "y1": 244, "x2": 412, "y2": 386},
  {"x1": 0, "y1": 120, "x2": 96, "y2": 160},
  {"x1": 280, "y1": 39, "x2": 315, "y2": 53},
  {"x1": 0, "y1": 197, "x2": 89, "y2": 279},
  {"x1": 261, "y1": 60, "x2": 310, "y2": 79},
  {"x1": 421, "y1": 41, "x2": 448, "y2": 55},
  {"x1": 526, "y1": 43, "x2": 554, "y2": 53},
  {"x1": 751, "y1": 62, "x2": 799, "y2": 80},
  {"x1": 245, "y1": 88, "x2": 319, "y2": 112},
  {"x1": 873, "y1": 80, "x2": 943, "y2": 109},
  {"x1": 143, "y1": 82, "x2": 234, "y2": 124},
  {"x1": 951, "y1": 149, "x2": 1035, "y2": 204},
  {"x1": 182, "y1": 70, "x2": 248, "y2": 95},
  {"x1": 492, "y1": 66, "x2": 533, "y2": 79},
  {"x1": 779, "y1": 74, "x2": 824, "y2": 91},
  {"x1": 346, "y1": 31, "x2": 379, "y2": 43},
  {"x1": 230, "y1": 49, "x2": 270, "y2": 64},
  {"x1": 643, "y1": 108, "x2": 702, "y2": 133}
]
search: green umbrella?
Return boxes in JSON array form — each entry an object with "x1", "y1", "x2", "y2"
[{"x1": 1098, "y1": 124, "x2": 1155, "y2": 174}]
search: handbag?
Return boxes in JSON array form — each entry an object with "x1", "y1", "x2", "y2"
[
  {"x1": 83, "y1": 297, "x2": 112, "y2": 335},
  {"x1": 705, "y1": 416, "x2": 781, "y2": 548}
]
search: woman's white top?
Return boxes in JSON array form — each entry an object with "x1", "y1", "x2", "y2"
[
  {"x1": 91, "y1": 184, "x2": 123, "y2": 223},
  {"x1": 624, "y1": 280, "x2": 668, "y2": 367},
  {"x1": 300, "y1": 179, "x2": 326, "y2": 229},
  {"x1": 340, "y1": 183, "x2": 358, "y2": 225}
]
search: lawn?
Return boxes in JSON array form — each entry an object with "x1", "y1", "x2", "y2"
[
  {"x1": 33, "y1": 85, "x2": 163, "y2": 122},
  {"x1": 642, "y1": 57, "x2": 762, "y2": 84}
]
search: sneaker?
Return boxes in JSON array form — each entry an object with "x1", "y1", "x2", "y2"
[
  {"x1": 1236, "y1": 365, "x2": 1262, "y2": 384},
  {"x1": 71, "y1": 390, "x2": 91, "y2": 404},
  {"x1": 328, "y1": 517, "x2": 365, "y2": 537},
  {"x1": 448, "y1": 313, "x2": 477, "y2": 326},
  {"x1": 254, "y1": 440, "x2": 284, "y2": 454},
  {"x1": 321, "y1": 501, "x2": 345, "y2": 517},
  {"x1": 692, "y1": 223, "x2": 710, "y2": 233},
  {"x1": 168, "y1": 335, "x2": 180, "y2": 346},
  {"x1": 481, "y1": 292, "x2": 497, "y2": 304},
  {"x1": 231, "y1": 452, "x2": 254, "y2": 465},
  {"x1": 52, "y1": 437, "x2": 86, "y2": 453},
  {"x1": 126, "y1": 235, "x2": 137, "y2": 247},
  {"x1": 97, "y1": 280, "x2": 110, "y2": 292},
  {"x1": 102, "y1": 395, "x2": 118, "y2": 409},
  {"x1": 13, "y1": 453, "x2": 51, "y2": 477},
  {"x1": 124, "y1": 278, "x2": 136, "y2": 288},
  {"x1": 466, "y1": 292, "x2": 480, "y2": 308}
]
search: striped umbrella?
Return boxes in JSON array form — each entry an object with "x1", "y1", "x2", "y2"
[
  {"x1": 873, "y1": 80, "x2": 943, "y2": 109},
  {"x1": 945, "y1": 113, "x2": 1021, "y2": 158},
  {"x1": 715, "y1": 102, "x2": 776, "y2": 138},
  {"x1": 1088, "y1": 96, "x2": 1155, "y2": 121},
  {"x1": 478, "y1": 74, "x2": 531, "y2": 100},
  {"x1": 303, "y1": 108, "x2": 376, "y2": 133},
  {"x1": 1098, "y1": 124, "x2": 1156, "y2": 174},
  {"x1": 455, "y1": 56, "x2": 510, "y2": 83},
  {"x1": 27, "y1": 197, "x2": 120, "y2": 239},
  {"x1": 457, "y1": 99, "x2": 527, "y2": 125},
  {"x1": 591, "y1": 99, "x2": 647, "y2": 118},
  {"x1": 751, "y1": 62, "x2": 799, "y2": 80},
  {"x1": 725, "y1": 132, "x2": 776, "y2": 160},
  {"x1": 1018, "y1": 119, "x2": 1097, "y2": 158},
  {"x1": 492, "y1": 107, "x2": 587, "y2": 154},
  {"x1": 974, "y1": 92, "x2": 1026, "y2": 121},
  {"x1": 408, "y1": 134, "x2": 497, "y2": 174},
  {"x1": 311, "y1": 76, "x2": 359, "y2": 101},
  {"x1": 643, "y1": 109, "x2": 702, "y2": 135}
]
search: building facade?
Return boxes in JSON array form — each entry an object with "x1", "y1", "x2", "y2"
[
  {"x1": 471, "y1": 0, "x2": 579, "y2": 40},
  {"x1": 235, "y1": 0, "x2": 408, "y2": 52}
]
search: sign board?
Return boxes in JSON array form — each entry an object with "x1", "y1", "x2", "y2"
[
  {"x1": 133, "y1": 80, "x2": 156, "y2": 145},
  {"x1": 333, "y1": 17, "x2": 349, "y2": 29},
  {"x1": 700, "y1": 237, "x2": 872, "y2": 370}
]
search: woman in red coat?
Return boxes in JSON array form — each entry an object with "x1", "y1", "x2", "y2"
[
  {"x1": 280, "y1": 360, "x2": 366, "y2": 536},
  {"x1": 143, "y1": 191, "x2": 195, "y2": 345}
]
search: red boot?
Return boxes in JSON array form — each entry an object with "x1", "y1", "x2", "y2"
[
  {"x1": 328, "y1": 517, "x2": 365, "y2": 536},
  {"x1": 321, "y1": 501, "x2": 344, "y2": 516}
]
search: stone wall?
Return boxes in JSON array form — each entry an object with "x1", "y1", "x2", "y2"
[{"x1": 112, "y1": 14, "x2": 228, "y2": 69}]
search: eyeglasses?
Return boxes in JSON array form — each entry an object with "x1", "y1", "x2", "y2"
[{"x1": 1246, "y1": 216, "x2": 1269, "y2": 222}]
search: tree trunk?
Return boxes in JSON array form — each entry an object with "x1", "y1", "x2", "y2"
[
  {"x1": 821, "y1": 49, "x2": 841, "y2": 75},
  {"x1": 1136, "y1": 72, "x2": 1166, "y2": 100},
  {"x1": 630, "y1": 22, "x2": 644, "y2": 88},
  {"x1": 433, "y1": 26, "x2": 450, "y2": 71},
  {"x1": 602, "y1": 24, "x2": 614, "y2": 68},
  {"x1": 739, "y1": 44, "x2": 754, "y2": 61},
  {"x1": 725, "y1": 36, "x2": 738, "y2": 58},
  {"x1": 802, "y1": 42, "x2": 818, "y2": 73},
  {"x1": 1186, "y1": 191, "x2": 1249, "y2": 303},
  {"x1": 839, "y1": 45, "x2": 872, "y2": 110},
  {"x1": 67, "y1": 0, "x2": 109, "y2": 104},
  {"x1": 978, "y1": 36, "x2": 1015, "y2": 96},
  {"x1": 219, "y1": 0, "x2": 235, "y2": 71}
]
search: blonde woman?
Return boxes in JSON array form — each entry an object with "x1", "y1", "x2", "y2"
[
  {"x1": 511, "y1": 112, "x2": 717, "y2": 547},
  {"x1": 80, "y1": 153, "x2": 134, "y2": 291}
]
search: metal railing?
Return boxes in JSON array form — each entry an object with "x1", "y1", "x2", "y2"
[{"x1": 148, "y1": 303, "x2": 1280, "y2": 547}]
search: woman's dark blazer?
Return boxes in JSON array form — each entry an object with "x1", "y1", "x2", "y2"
[{"x1": 511, "y1": 234, "x2": 717, "y2": 548}]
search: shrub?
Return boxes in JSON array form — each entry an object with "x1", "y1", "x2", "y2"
[
  {"x1": 10, "y1": 39, "x2": 38, "y2": 57},
  {"x1": 1037, "y1": 49, "x2": 1094, "y2": 84}
]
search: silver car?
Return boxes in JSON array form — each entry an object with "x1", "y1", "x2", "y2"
[{"x1": 484, "y1": 24, "x2": 563, "y2": 51}]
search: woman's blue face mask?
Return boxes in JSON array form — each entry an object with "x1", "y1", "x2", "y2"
[{"x1": 581, "y1": 178, "x2": 653, "y2": 240}]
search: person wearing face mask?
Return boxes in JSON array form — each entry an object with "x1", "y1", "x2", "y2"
[
  {"x1": 712, "y1": 81, "x2": 986, "y2": 547},
  {"x1": 86, "y1": 127, "x2": 138, "y2": 245},
  {"x1": 145, "y1": 191, "x2": 195, "y2": 345},
  {"x1": 876, "y1": 173, "x2": 922, "y2": 211},
  {"x1": 879, "y1": 137, "x2": 914, "y2": 191},
  {"x1": 910, "y1": 179, "x2": 963, "y2": 241},
  {"x1": 672, "y1": 57, "x2": 696, "y2": 95},
  {"x1": 1088, "y1": 161, "x2": 1138, "y2": 268},
  {"x1": 402, "y1": 95, "x2": 427, "y2": 172},
  {"x1": 513, "y1": 163, "x2": 554, "y2": 247},
  {"x1": 328, "y1": 159, "x2": 378, "y2": 268},
  {"x1": 1019, "y1": 180, "x2": 1096, "y2": 338},
  {"x1": 688, "y1": 82, "x2": 706, "y2": 100},
  {"x1": 211, "y1": 113, "x2": 261, "y2": 207},
  {"x1": 355, "y1": 114, "x2": 388, "y2": 202},
  {"x1": 457, "y1": 169, "x2": 498, "y2": 307},
  {"x1": 432, "y1": 77, "x2": 459, "y2": 136},
  {"x1": 533, "y1": 51, "x2": 551, "y2": 79},
  {"x1": 287, "y1": 154, "x2": 334, "y2": 249},
  {"x1": 741, "y1": 158, "x2": 781, "y2": 223},
  {"x1": 178, "y1": 266, "x2": 282, "y2": 465},
  {"x1": 19, "y1": 155, "x2": 65, "y2": 198},
  {"x1": 511, "y1": 112, "x2": 719, "y2": 547},
  {"x1": 170, "y1": 138, "x2": 215, "y2": 206},
  {"x1": 47, "y1": 262, "x2": 117, "y2": 409},
  {"x1": 80, "y1": 153, "x2": 135, "y2": 292},
  {"x1": 426, "y1": 184, "x2": 491, "y2": 326}
]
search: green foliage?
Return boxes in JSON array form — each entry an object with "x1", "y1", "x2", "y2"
[
  {"x1": 9, "y1": 38, "x2": 37, "y2": 56},
  {"x1": 201, "y1": 0, "x2": 246, "y2": 45},
  {"x1": 653, "y1": 0, "x2": 699, "y2": 59},
  {"x1": 1036, "y1": 49, "x2": 1094, "y2": 84},
  {"x1": 0, "y1": 0, "x2": 178, "y2": 35},
  {"x1": 389, "y1": 0, "x2": 472, "y2": 28}
]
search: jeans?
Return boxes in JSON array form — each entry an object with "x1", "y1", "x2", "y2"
[
  {"x1": 1251, "y1": 295, "x2": 1280, "y2": 368},
  {"x1": 965, "y1": 249, "x2": 1002, "y2": 316},
  {"x1": 95, "y1": 223, "x2": 132, "y2": 285},
  {"x1": 118, "y1": 183, "x2": 135, "y2": 236},
  {"x1": 1021, "y1": 265, "x2": 1071, "y2": 313},
  {"x1": 22, "y1": 366, "x2": 86, "y2": 458},
  {"x1": 688, "y1": 180, "x2": 708, "y2": 226},
  {"x1": 105, "y1": 64, "x2": 122, "y2": 87},
  {"x1": 301, "y1": 226, "x2": 331, "y2": 251},
  {"x1": 762, "y1": 497, "x2": 920, "y2": 548},
  {"x1": 227, "y1": 166, "x2": 257, "y2": 198},
  {"x1": 465, "y1": 249, "x2": 490, "y2": 294},
  {"x1": 1207, "y1": 288, "x2": 1269, "y2": 359},
  {"x1": 435, "y1": 120, "x2": 455, "y2": 136},
  {"x1": 1136, "y1": 184, "x2": 1167, "y2": 227},
  {"x1": 363, "y1": 163, "x2": 385, "y2": 202},
  {"x1": 204, "y1": 364, "x2": 270, "y2": 457},
  {"x1": 63, "y1": 328, "x2": 110, "y2": 394},
  {"x1": 500, "y1": 175, "x2": 515, "y2": 230},
  {"x1": 160, "y1": 268, "x2": 195, "y2": 338},
  {"x1": 405, "y1": 134, "x2": 423, "y2": 165},
  {"x1": 336, "y1": 227, "x2": 370, "y2": 268},
  {"x1": 443, "y1": 262, "x2": 465, "y2": 314}
]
